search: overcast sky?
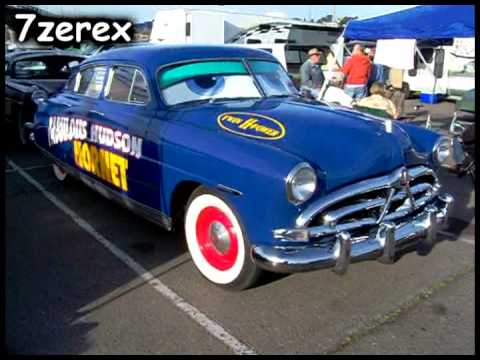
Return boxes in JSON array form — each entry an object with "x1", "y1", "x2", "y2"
[{"x1": 37, "y1": 5, "x2": 417, "y2": 22}]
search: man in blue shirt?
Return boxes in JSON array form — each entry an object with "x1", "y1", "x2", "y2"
[
  {"x1": 366, "y1": 48, "x2": 388, "y2": 87},
  {"x1": 300, "y1": 48, "x2": 325, "y2": 90}
]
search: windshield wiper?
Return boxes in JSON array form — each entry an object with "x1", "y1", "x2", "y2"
[
  {"x1": 173, "y1": 96, "x2": 261, "y2": 107},
  {"x1": 268, "y1": 93, "x2": 301, "y2": 99},
  {"x1": 172, "y1": 98, "x2": 212, "y2": 107},
  {"x1": 208, "y1": 96, "x2": 261, "y2": 103}
]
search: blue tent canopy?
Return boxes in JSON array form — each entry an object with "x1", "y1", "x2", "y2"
[{"x1": 344, "y1": 5, "x2": 475, "y2": 41}]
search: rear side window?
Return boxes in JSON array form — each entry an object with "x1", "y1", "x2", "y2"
[
  {"x1": 105, "y1": 66, "x2": 136, "y2": 102},
  {"x1": 65, "y1": 72, "x2": 79, "y2": 92},
  {"x1": 105, "y1": 66, "x2": 149, "y2": 104},
  {"x1": 130, "y1": 71, "x2": 149, "y2": 104},
  {"x1": 77, "y1": 66, "x2": 107, "y2": 98}
]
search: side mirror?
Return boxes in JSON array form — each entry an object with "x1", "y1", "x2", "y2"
[{"x1": 433, "y1": 49, "x2": 445, "y2": 78}]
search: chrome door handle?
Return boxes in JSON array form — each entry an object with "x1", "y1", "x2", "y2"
[{"x1": 88, "y1": 110, "x2": 104, "y2": 117}]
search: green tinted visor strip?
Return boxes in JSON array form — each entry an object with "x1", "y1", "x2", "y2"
[
  {"x1": 248, "y1": 60, "x2": 280, "y2": 73},
  {"x1": 159, "y1": 61, "x2": 248, "y2": 89}
]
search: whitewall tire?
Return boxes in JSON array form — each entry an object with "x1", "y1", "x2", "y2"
[
  {"x1": 184, "y1": 187, "x2": 261, "y2": 290},
  {"x1": 52, "y1": 163, "x2": 68, "y2": 182}
]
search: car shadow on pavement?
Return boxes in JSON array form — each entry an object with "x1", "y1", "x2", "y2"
[{"x1": 6, "y1": 141, "x2": 193, "y2": 354}]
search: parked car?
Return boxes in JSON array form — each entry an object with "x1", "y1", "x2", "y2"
[
  {"x1": 449, "y1": 88, "x2": 475, "y2": 184},
  {"x1": 5, "y1": 49, "x2": 85, "y2": 144},
  {"x1": 28, "y1": 45, "x2": 462, "y2": 290}
]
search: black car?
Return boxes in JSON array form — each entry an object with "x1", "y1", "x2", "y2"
[{"x1": 5, "y1": 49, "x2": 85, "y2": 144}]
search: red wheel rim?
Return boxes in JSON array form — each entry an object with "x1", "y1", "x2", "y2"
[{"x1": 195, "y1": 206, "x2": 238, "y2": 271}]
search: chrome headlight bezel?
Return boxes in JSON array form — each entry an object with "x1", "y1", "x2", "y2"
[
  {"x1": 31, "y1": 89, "x2": 48, "y2": 105},
  {"x1": 286, "y1": 162, "x2": 317, "y2": 205},
  {"x1": 433, "y1": 136, "x2": 465, "y2": 169}
]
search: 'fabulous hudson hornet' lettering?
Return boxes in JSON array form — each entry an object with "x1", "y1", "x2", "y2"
[
  {"x1": 48, "y1": 115, "x2": 88, "y2": 146},
  {"x1": 90, "y1": 123, "x2": 143, "y2": 159},
  {"x1": 73, "y1": 140, "x2": 129, "y2": 191},
  {"x1": 48, "y1": 115, "x2": 143, "y2": 159},
  {"x1": 217, "y1": 112, "x2": 286, "y2": 140}
]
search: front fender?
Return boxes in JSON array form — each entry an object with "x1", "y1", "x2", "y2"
[
  {"x1": 396, "y1": 122, "x2": 441, "y2": 166},
  {"x1": 158, "y1": 119, "x2": 310, "y2": 246}
]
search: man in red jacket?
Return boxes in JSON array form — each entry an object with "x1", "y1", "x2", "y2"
[{"x1": 342, "y1": 44, "x2": 372, "y2": 100}]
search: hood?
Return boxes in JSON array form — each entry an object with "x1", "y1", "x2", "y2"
[{"x1": 176, "y1": 98, "x2": 416, "y2": 192}]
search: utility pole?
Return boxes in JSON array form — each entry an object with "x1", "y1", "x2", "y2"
[
  {"x1": 332, "y1": 5, "x2": 336, "y2": 23},
  {"x1": 308, "y1": 5, "x2": 312, "y2": 22}
]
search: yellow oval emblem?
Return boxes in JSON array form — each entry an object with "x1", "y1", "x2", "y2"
[{"x1": 217, "y1": 112, "x2": 286, "y2": 140}]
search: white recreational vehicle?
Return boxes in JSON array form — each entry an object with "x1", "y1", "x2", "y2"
[
  {"x1": 150, "y1": 8, "x2": 293, "y2": 44},
  {"x1": 403, "y1": 38, "x2": 475, "y2": 98},
  {"x1": 150, "y1": 8, "x2": 341, "y2": 44}
]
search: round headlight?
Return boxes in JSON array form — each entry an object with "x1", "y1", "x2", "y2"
[
  {"x1": 286, "y1": 163, "x2": 317, "y2": 205},
  {"x1": 434, "y1": 136, "x2": 451, "y2": 164},
  {"x1": 31, "y1": 89, "x2": 48, "y2": 105},
  {"x1": 433, "y1": 136, "x2": 465, "y2": 169}
]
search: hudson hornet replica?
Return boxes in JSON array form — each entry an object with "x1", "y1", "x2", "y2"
[{"x1": 29, "y1": 45, "x2": 463, "y2": 290}]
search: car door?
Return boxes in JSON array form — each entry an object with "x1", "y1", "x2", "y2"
[
  {"x1": 5, "y1": 58, "x2": 33, "y2": 126},
  {"x1": 86, "y1": 64, "x2": 163, "y2": 212},
  {"x1": 57, "y1": 64, "x2": 108, "y2": 167}
]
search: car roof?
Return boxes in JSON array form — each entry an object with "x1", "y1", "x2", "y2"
[
  {"x1": 82, "y1": 44, "x2": 277, "y2": 70},
  {"x1": 6, "y1": 49, "x2": 86, "y2": 62}
]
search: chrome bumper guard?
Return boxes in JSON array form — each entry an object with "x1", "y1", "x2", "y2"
[{"x1": 251, "y1": 193, "x2": 454, "y2": 274}]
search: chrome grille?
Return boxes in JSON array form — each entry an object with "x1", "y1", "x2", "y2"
[{"x1": 302, "y1": 166, "x2": 440, "y2": 243}]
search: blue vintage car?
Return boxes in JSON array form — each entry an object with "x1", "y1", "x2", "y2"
[{"x1": 29, "y1": 44, "x2": 462, "y2": 290}]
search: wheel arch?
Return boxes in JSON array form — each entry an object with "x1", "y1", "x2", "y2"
[{"x1": 169, "y1": 180, "x2": 202, "y2": 232}]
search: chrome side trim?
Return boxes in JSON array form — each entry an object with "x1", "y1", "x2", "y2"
[
  {"x1": 35, "y1": 145, "x2": 173, "y2": 231},
  {"x1": 216, "y1": 184, "x2": 243, "y2": 196}
]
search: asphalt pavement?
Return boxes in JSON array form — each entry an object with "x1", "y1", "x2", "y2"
[{"x1": 5, "y1": 99, "x2": 475, "y2": 354}]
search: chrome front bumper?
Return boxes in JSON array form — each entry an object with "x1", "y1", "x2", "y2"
[{"x1": 251, "y1": 193, "x2": 454, "y2": 274}]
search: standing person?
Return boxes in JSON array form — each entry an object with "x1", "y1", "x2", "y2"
[
  {"x1": 341, "y1": 44, "x2": 372, "y2": 100},
  {"x1": 300, "y1": 48, "x2": 325, "y2": 91}
]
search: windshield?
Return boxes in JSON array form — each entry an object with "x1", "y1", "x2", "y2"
[
  {"x1": 158, "y1": 59, "x2": 297, "y2": 106},
  {"x1": 13, "y1": 56, "x2": 83, "y2": 79},
  {"x1": 248, "y1": 60, "x2": 298, "y2": 97}
]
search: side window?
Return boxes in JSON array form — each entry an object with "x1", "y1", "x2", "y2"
[
  {"x1": 105, "y1": 66, "x2": 136, "y2": 102},
  {"x1": 416, "y1": 48, "x2": 434, "y2": 70},
  {"x1": 130, "y1": 71, "x2": 149, "y2": 104},
  {"x1": 105, "y1": 66, "x2": 149, "y2": 104},
  {"x1": 65, "y1": 73, "x2": 77, "y2": 92},
  {"x1": 77, "y1": 66, "x2": 107, "y2": 98}
]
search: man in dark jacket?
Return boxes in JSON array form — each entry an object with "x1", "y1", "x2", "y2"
[{"x1": 300, "y1": 48, "x2": 325, "y2": 90}]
